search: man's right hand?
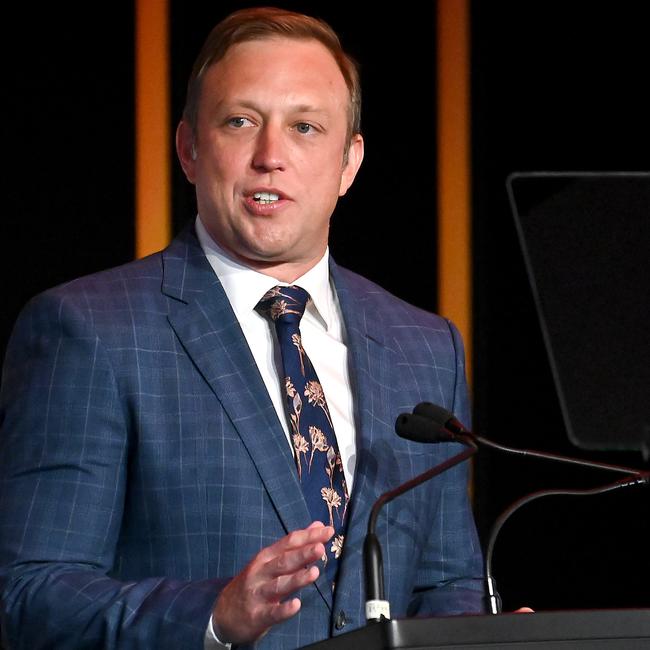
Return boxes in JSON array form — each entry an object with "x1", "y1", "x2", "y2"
[{"x1": 213, "y1": 521, "x2": 334, "y2": 645}]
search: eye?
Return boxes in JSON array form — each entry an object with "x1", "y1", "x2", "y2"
[
  {"x1": 294, "y1": 122, "x2": 314, "y2": 135},
  {"x1": 227, "y1": 116, "x2": 254, "y2": 128}
]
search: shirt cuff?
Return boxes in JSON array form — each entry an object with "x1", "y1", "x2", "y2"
[{"x1": 204, "y1": 614, "x2": 232, "y2": 650}]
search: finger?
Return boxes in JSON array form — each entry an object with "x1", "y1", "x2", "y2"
[
  {"x1": 282, "y1": 524, "x2": 334, "y2": 548},
  {"x1": 257, "y1": 525, "x2": 334, "y2": 563},
  {"x1": 266, "y1": 597, "x2": 302, "y2": 626},
  {"x1": 259, "y1": 564, "x2": 320, "y2": 601},
  {"x1": 242, "y1": 596, "x2": 303, "y2": 635},
  {"x1": 216, "y1": 591, "x2": 303, "y2": 644},
  {"x1": 265, "y1": 542, "x2": 326, "y2": 579}
]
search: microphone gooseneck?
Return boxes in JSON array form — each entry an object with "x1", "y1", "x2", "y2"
[
  {"x1": 363, "y1": 416, "x2": 477, "y2": 623},
  {"x1": 484, "y1": 471, "x2": 649, "y2": 614},
  {"x1": 409, "y1": 401, "x2": 645, "y2": 477},
  {"x1": 405, "y1": 401, "x2": 649, "y2": 615}
]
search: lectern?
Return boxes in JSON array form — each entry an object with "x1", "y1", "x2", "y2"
[{"x1": 303, "y1": 609, "x2": 650, "y2": 649}]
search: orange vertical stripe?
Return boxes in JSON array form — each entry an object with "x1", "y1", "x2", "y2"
[
  {"x1": 437, "y1": 0, "x2": 472, "y2": 384},
  {"x1": 135, "y1": 0, "x2": 171, "y2": 258}
]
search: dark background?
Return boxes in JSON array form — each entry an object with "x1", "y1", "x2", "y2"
[
  {"x1": 3, "y1": 0, "x2": 648, "y2": 614},
  {"x1": 470, "y1": 1, "x2": 649, "y2": 611}
]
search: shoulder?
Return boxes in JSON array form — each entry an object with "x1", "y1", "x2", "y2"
[
  {"x1": 331, "y1": 262, "x2": 466, "y2": 368},
  {"x1": 19, "y1": 253, "x2": 162, "y2": 325},
  {"x1": 332, "y1": 262, "x2": 469, "y2": 421},
  {"x1": 9, "y1": 224, "x2": 202, "y2": 347},
  {"x1": 15, "y1": 225, "x2": 200, "y2": 329},
  {"x1": 331, "y1": 262, "x2": 456, "y2": 333}
]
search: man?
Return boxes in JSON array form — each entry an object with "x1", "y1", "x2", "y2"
[{"x1": 0, "y1": 7, "x2": 484, "y2": 649}]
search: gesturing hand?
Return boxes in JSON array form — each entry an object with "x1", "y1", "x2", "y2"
[{"x1": 213, "y1": 521, "x2": 334, "y2": 645}]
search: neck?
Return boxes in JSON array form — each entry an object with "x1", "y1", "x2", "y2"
[
  {"x1": 195, "y1": 216, "x2": 328, "y2": 283},
  {"x1": 247, "y1": 258, "x2": 321, "y2": 284}
]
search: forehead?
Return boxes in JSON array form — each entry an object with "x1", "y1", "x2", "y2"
[{"x1": 201, "y1": 37, "x2": 350, "y2": 110}]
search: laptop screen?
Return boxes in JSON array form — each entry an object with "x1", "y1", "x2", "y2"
[{"x1": 507, "y1": 172, "x2": 650, "y2": 457}]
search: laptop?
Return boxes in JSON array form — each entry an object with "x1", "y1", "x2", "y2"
[{"x1": 506, "y1": 172, "x2": 650, "y2": 459}]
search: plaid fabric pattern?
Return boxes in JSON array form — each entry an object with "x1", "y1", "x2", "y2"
[{"x1": 0, "y1": 225, "x2": 484, "y2": 650}]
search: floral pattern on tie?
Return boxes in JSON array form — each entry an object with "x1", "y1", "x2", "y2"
[{"x1": 257, "y1": 284, "x2": 349, "y2": 582}]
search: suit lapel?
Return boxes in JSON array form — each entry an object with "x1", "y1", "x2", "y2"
[
  {"x1": 162, "y1": 229, "x2": 313, "y2": 536},
  {"x1": 161, "y1": 228, "x2": 333, "y2": 608},
  {"x1": 330, "y1": 263, "x2": 397, "y2": 604}
]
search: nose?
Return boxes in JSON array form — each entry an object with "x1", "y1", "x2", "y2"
[{"x1": 251, "y1": 124, "x2": 287, "y2": 173}]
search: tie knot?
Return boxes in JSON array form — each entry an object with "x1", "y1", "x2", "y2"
[{"x1": 256, "y1": 285, "x2": 310, "y2": 324}]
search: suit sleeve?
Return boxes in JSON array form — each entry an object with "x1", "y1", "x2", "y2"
[
  {"x1": 407, "y1": 319, "x2": 486, "y2": 616},
  {"x1": 0, "y1": 292, "x2": 223, "y2": 649}
]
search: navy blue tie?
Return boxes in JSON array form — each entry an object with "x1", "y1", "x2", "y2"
[{"x1": 257, "y1": 285, "x2": 348, "y2": 583}]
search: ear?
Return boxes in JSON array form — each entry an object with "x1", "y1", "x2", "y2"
[
  {"x1": 176, "y1": 120, "x2": 197, "y2": 184},
  {"x1": 339, "y1": 133, "x2": 364, "y2": 197}
]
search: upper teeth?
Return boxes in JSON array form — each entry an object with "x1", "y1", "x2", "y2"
[{"x1": 253, "y1": 192, "x2": 280, "y2": 203}]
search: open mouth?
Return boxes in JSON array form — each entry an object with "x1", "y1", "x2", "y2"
[{"x1": 252, "y1": 191, "x2": 280, "y2": 205}]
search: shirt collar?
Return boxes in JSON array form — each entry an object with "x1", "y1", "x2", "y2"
[{"x1": 195, "y1": 215, "x2": 334, "y2": 330}]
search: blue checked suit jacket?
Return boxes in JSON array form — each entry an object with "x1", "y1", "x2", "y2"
[{"x1": 0, "y1": 225, "x2": 484, "y2": 649}]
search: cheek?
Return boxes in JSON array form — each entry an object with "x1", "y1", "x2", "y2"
[
  {"x1": 211, "y1": 147, "x2": 241, "y2": 176},
  {"x1": 301, "y1": 149, "x2": 344, "y2": 191},
  {"x1": 198, "y1": 151, "x2": 243, "y2": 198}
]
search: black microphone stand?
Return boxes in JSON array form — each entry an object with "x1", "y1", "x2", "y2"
[
  {"x1": 363, "y1": 437, "x2": 477, "y2": 622},
  {"x1": 484, "y1": 471, "x2": 650, "y2": 614},
  {"x1": 403, "y1": 402, "x2": 650, "y2": 615}
]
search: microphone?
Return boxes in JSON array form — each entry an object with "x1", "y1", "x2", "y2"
[
  {"x1": 394, "y1": 411, "x2": 457, "y2": 444},
  {"x1": 363, "y1": 417, "x2": 477, "y2": 623},
  {"x1": 399, "y1": 402, "x2": 649, "y2": 614},
  {"x1": 400, "y1": 401, "x2": 645, "y2": 477}
]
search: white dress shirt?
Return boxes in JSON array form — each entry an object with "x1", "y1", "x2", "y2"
[{"x1": 195, "y1": 217, "x2": 357, "y2": 648}]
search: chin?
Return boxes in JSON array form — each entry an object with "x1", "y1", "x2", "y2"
[
  {"x1": 235, "y1": 244, "x2": 291, "y2": 266},
  {"x1": 242, "y1": 238, "x2": 299, "y2": 263}
]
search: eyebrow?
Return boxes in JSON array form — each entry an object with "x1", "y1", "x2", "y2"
[
  {"x1": 291, "y1": 104, "x2": 330, "y2": 115},
  {"x1": 219, "y1": 99, "x2": 331, "y2": 116}
]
